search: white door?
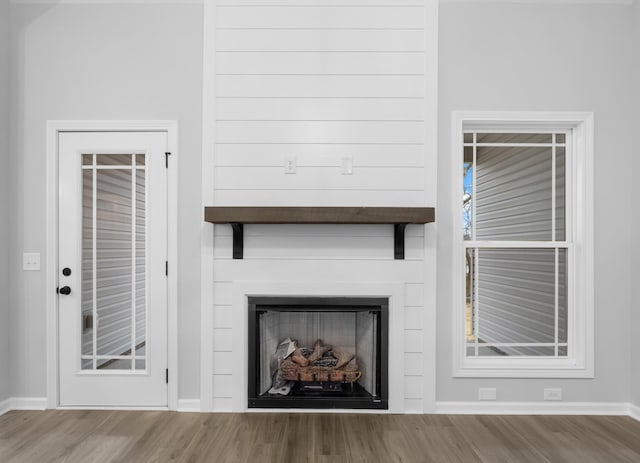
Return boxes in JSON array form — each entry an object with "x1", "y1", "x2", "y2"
[{"x1": 58, "y1": 131, "x2": 168, "y2": 407}]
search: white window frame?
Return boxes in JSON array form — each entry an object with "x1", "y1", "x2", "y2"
[{"x1": 451, "y1": 111, "x2": 594, "y2": 378}]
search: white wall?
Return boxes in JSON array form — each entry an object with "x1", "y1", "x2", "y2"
[
  {"x1": 0, "y1": 0, "x2": 10, "y2": 403},
  {"x1": 632, "y1": 0, "x2": 640, "y2": 409},
  {"x1": 9, "y1": 3, "x2": 203, "y2": 400},
  {"x1": 207, "y1": 0, "x2": 437, "y2": 412},
  {"x1": 438, "y1": 3, "x2": 634, "y2": 403}
]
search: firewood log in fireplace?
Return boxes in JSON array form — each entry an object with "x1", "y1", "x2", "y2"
[{"x1": 278, "y1": 339, "x2": 361, "y2": 383}]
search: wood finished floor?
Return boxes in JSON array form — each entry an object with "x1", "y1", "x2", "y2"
[{"x1": 2, "y1": 411, "x2": 640, "y2": 463}]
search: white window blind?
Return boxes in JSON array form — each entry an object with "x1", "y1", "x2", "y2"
[{"x1": 452, "y1": 112, "x2": 594, "y2": 379}]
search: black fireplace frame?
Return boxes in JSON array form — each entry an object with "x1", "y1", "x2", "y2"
[{"x1": 248, "y1": 296, "x2": 389, "y2": 409}]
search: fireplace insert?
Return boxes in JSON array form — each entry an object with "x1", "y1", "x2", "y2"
[{"x1": 247, "y1": 297, "x2": 388, "y2": 409}]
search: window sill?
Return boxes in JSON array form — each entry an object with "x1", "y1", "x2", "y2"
[{"x1": 454, "y1": 357, "x2": 594, "y2": 379}]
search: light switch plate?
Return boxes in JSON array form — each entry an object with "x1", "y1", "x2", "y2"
[
  {"x1": 341, "y1": 156, "x2": 354, "y2": 175},
  {"x1": 23, "y1": 252, "x2": 41, "y2": 271},
  {"x1": 284, "y1": 156, "x2": 297, "y2": 174}
]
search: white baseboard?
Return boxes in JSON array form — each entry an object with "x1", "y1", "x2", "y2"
[
  {"x1": 3, "y1": 397, "x2": 639, "y2": 421},
  {"x1": 177, "y1": 399, "x2": 201, "y2": 412},
  {"x1": 10, "y1": 397, "x2": 47, "y2": 411},
  {"x1": 436, "y1": 401, "x2": 630, "y2": 416},
  {"x1": 0, "y1": 398, "x2": 10, "y2": 416}
]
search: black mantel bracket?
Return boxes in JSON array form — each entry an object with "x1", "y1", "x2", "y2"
[
  {"x1": 205, "y1": 207, "x2": 435, "y2": 260},
  {"x1": 393, "y1": 224, "x2": 408, "y2": 260},
  {"x1": 231, "y1": 223, "x2": 244, "y2": 259}
]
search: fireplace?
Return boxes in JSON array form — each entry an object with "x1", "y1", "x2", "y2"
[{"x1": 247, "y1": 297, "x2": 388, "y2": 409}]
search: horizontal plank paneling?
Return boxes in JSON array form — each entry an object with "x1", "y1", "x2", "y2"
[
  {"x1": 215, "y1": 5, "x2": 426, "y2": 29},
  {"x1": 216, "y1": 75, "x2": 426, "y2": 98},
  {"x1": 213, "y1": 352, "x2": 234, "y2": 375},
  {"x1": 213, "y1": 305, "x2": 233, "y2": 329},
  {"x1": 213, "y1": 189, "x2": 426, "y2": 207},
  {"x1": 215, "y1": 98, "x2": 425, "y2": 121},
  {"x1": 213, "y1": 235, "x2": 424, "y2": 260},
  {"x1": 404, "y1": 375, "x2": 423, "y2": 399},
  {"x1": 216, "y1": 52, "x2": 427, "y2": 75},
  {"x1": 404, "y1": 353, "x2": 423, "y2": 375},
  {"x1": 218, "y1": 0, "x2": 427, "y2": 6},
  {"x1": 214, "y1": 223, "x2": 425, "y2": 237},
  {"x1": 213, "y1": 328, "x2": 233, "y2": 352},
  {"x1": 404, "y1": 330, "x2": 423, "y2": 353},
  {"x1": 213, "y1": 283, "x2": 233, "y2": 305},
  {"x1": 214, "y1": 166, "x2": 425, "y2": 190},
  {"x1": 405, "y1": 307, "x2": 424, "y2": 329},
  {"x1": 208, "y1": 0, "x2": 434, "y2": 410},
  {"x1": 405, "y1": 283, "x2": 424, "y2": 307},
  {"x1": 216, "y1": 29, "x2": 425, "y2": 52},
  {"x1": 212, "y1": 375, "x2": 233, "y2": 398},
  {"x1": 213, "y1": 259, "x2": 425, "y2": 282},
  {"x1": 216, "y1": 121, "x2": 424, "y2": 144},
  {"x1": 215, "y1": 144, "x2": 426, "y2": 167}
]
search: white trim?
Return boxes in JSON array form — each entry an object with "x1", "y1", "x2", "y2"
[
  {"x1": 199, "y1": 0, "x2": 216, "y2": 413},
  {"x1": 0, "y1": 398, "x2": 10, "y2": 416},
  {"x1": 436, "y1": 401, "x2": 630, "y2": 416},
  {"x1": 10, "y1": 397, "x2": 48, "y2": 411},
  {"x1": 12, "y1": 0, "x2": 631, "y2": 4},
  {"x1": 451, "y1": 111, "x2": 595, "y2": 378},
  {"x1": 12, "y1": 0, "x2": 202, "y2": 4},
  {"x1": 422, "y1": 0, "x2": 438, "y2": 415},
  {"x1": 177, "y1": 399, "x2": 202, "y2": 412},
  {"x1": 45, "y1": 120, "x2": 179, "y2": 410},
  {"x1": 440, "y1": 0, "x2": 633, "y2": 4},
  {"x1": 629, "y1": 403, "x2": 640, "y2": 422},
  {"x1": 230, "y1": 281, "x2": 405, "y2": 413},
  {"x1": 166, "y1": 125, "x2": 180, "y2": 411}
]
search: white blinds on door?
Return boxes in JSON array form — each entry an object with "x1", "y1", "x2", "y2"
[
  {"x1": 81, "y1": 154, "x2": 146, "y2": 370},
  {"x1": 465, "y1": 133, "x2": 568, "y2": 357}
]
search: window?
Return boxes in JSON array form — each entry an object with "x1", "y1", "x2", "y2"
[{"x1": 452, "y1": 112, "x2": 594, "y2": 378}]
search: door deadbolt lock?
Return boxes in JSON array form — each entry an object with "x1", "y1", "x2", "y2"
[
  {"x1": 58, "y1": 286, "x2": 72, "y2": 295},
  {"x1": 62, "y1": 267, "x2": 72, "y2": 276}
]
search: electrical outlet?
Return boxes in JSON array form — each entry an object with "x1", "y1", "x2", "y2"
[
  {"x1": 478, "y1": 388, "x2": 496, "y2": 401},
  {"x1": 544, "y1": 388, "x2": 562, "y2": 401},
  {"x1": 284, "y1": 156, "x2": 297, "y2": 174},
  {"x1": 23, "y1": 252, "x2": 41, "y2": 271}
]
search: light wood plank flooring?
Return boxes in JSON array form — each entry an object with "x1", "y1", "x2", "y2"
[{"x1": 2, "y1": 410, "x2": 640, "y2": 462}]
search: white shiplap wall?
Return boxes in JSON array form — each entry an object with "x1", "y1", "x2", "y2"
[{"x1": 206, "y1": 0, "x2": 437, "y2": 412}]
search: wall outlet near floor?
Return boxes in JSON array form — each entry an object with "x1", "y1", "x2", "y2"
[
  {"x1": 478, "y1": 388, "x2": 496, "y2": 401},
  {"x1": 544, "y1": 388, "x2": 562, "y2": 401}
]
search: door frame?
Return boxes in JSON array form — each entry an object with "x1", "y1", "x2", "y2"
[{"x1": 45, "y1": 120, "x2": 179, "y2": 410}]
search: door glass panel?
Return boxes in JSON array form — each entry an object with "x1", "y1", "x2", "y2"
[
  {"x1": 81, "y1": 167, "x2": 94, "y2": 369},
  {"x1": 81, "y1": 154, "x2": 147, "y2": 371},
  {"x1": 96, "y1": 153, "x2": 135, "y2": 166}
]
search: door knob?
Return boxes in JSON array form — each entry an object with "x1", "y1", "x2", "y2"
[{"x1": 58, "y1": 286, "x2": 72, "y2": 295}]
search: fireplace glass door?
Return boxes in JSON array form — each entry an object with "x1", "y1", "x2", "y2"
[{"x1": 248, "y1": 297, "x2": 388, "y2": 409}]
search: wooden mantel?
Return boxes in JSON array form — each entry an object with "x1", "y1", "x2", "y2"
[{"x1": 204, "y1": 206, "x2": 435, "y2": 260}]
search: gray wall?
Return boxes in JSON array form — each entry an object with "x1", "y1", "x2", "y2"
[
  {"x1": 438, "y1": 3, "x2": 634, "y2": 402},
  {"x1": 6, "y1": 0, "x2": 639, "y2": 407},
  {"x1": 0, "y1": 0, "x2": 10, "y2": 403},
  {"x1": 632, "y1": 0, "x2": 640, "y2": 409},
  {"x1": 9, "y1": 3, "x2": 203, "y2": 399}
]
